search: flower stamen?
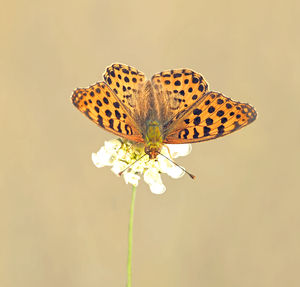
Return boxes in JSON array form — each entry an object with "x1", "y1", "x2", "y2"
[{"x1": 118, "y1": 153, "x2": 147, "y2": 177}]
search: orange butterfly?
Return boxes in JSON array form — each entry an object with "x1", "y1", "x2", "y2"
[{"x1": 72, "y1": 64, "x2": 256, "y2": 159}]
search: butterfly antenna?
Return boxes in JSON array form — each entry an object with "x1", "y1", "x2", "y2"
[
  {"x1": 158, "y1": 152, "x2": 196, "y2": 180},
  {"x1": 118, "y1": 153, "x2": 147, "y2": 177}
]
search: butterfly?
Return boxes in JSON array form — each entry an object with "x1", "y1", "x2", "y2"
[{"x1": 71, "y1": 63, "x2": 256, "y2": 159}]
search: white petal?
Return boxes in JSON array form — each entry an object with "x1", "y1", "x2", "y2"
[
  {"x1": 144, "y1": 168, "x2": 162, "y2": 185},
  {"x1": 117, "y1": 148, "x2": 126, "y2": 158},
  {"x1": 130, "y1": 160, "x2": 146, "y2": 174},
  {"x1": 91, "y1": 147, "x2": 115, "y2": 168},
  {"x1": 111, "y1": 161, "x2": 128, "y2": 175},
  {"x1": 157, "y1": 155, "x2": 173, "y2": 173},
  {"x1": 166, "y1": 165, "x2": 185, "y2": 179},
  {"x1": 123, "y1": 172, "x2": 140, "y2": 186},
  {"x1": 104, "y1": 139, "x2": 122, "y2": 151},
  {"x1": 149, "y1": 182, "x2": 166, "y2": 194},
  {"x1": 117, "y1": 148, "x2": 132, "y2": 162},
  {"x1": 166, "y1": 144, "x2": 192, "y2": 158}
]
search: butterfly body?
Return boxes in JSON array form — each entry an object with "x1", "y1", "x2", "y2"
[
  {"x1": 72, "y1": 63, "x2": 257, "y2": 159},
  {"x1": 144, "y1": 120, "x2": 163, "y2": 159}
]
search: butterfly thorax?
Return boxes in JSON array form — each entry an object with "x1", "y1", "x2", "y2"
[{"x1": 144, "y1": 120, "x2": 163, "y2": 159}]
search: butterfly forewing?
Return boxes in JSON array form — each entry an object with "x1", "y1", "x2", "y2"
[
  {"x1": 151, "y1": 69, "x2": 208, "y2": 126},
  {"x1": 71, "y1": 81, "x2": 144, "y2": 142},
  {"x1": 164, "y1": 92, "x2": 257, "y2": 143},
  {"x1": 103, "y1": 63, "x2": 146, "y2": 114}
]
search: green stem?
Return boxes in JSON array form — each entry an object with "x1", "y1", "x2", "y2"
[{"x1": 127, "y1": 185, "x2": 137, "y2": 287}]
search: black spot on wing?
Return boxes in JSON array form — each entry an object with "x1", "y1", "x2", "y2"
[
  {"x1": 193, "y1": 109, "x2": 202, "y2": 115},
  {"x1": 193, "y1": 128, "x2": 199, "y2": 138},
  {"x1": 216, "y1": 110, "x2": 224, "y2": 117},
  {"x1": 192, "y1": 77, "x2": 199, "y2": 84},
  {"x1": 117, "y1": 122, "x2": 122, "y2": 133},
  {"x1": 109, "y1": 119, "x2": 114, "y2": 129},
  {"x1": 84, "y1": 109, "x2": 93, "y2": 120},
  {"x1": 198, "y1": 84, "x2": 204, "y2": 92},
  {"x1": 206, "y1": 118, "x2": 213, "y2": 125},
  {"x1": 232, "y1": 121, "x2": 241, "y2": 132},
  {"x1": 113, "y1": 102, "x2": 120, "y2": 108},
  {"x1": 105, "y1": 109, "x2": 112, "y2": 117},
  {"x1": 125, "y1": 124, "x2": 133, "y2": 135},
  {"x1": 203, "y1": 126, "x2": 211, "y2": 136},
  {"x1": 115, "y1": 110, "x2": 121, "y2": 119},
  {"x1": 217, "y1": 125, "x2": 225, "y2": 135},
  {"x1": 103, "y1": 97, "x2": 109, "y2": 105},
  {"x1": 221, "y1": 117, "x2": 227, "y2": 124},
  {"x1": 179, "y1": 129, "x2": 189, "y2": 139},
  {"x1": 208, "y1": 106, "x2": 215, "y2": 113},
  {"x1": 97, "y1": 115, "x2": 104, "y2": 127},
  {"x1": 193, "y1": 116, "x2": 201, "y2": 125}
]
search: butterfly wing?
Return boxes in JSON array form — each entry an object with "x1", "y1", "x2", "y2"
[
  {"x1": 151, "y1": 68, "x2": 208, "y2": 129},
  {"x1": 72, "y1": 64, "x2": 256, "y2": 144},
  {"x1": 164, "y1": 91, "x2": 257, "y2": 143},
  {"x1": 71, "y1": 81, "x2": 144, "y2": 142},
  {"x1": 103, "y1": 63, "x2": 146, "y2": 113}
]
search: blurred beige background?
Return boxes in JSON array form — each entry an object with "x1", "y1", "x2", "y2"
[{"x1": 1, "y1": 0, "x2": 299, "y2": 286}]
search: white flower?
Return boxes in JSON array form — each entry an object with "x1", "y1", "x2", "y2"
[
  {"x1": 124, "y1": 173, "x2": 140, "y2": 186},
  {"x1": 144, "y1": 168, "x2": 166, "y2": 194},
  {"x1": 91, "y1": 138, "x2": 192, "y2": 194},
  {"x1": 91, "y1": 139, "x2": 122, "y2": 167},
  {"x1": 162, "y1": 144, "x2": 192, "y2": 159}
]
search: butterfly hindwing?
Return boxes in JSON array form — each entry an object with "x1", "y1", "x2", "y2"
[
  {"x1": 71, "y1": 81, "x2": 144, "y2": 142},
  {"x1": 164, "y1": 91, "x2": 257, "y2": 143}
]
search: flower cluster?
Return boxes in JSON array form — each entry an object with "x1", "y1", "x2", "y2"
[{"x1": 91, "y1": 139, "x2": 192, "y2": 194}]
